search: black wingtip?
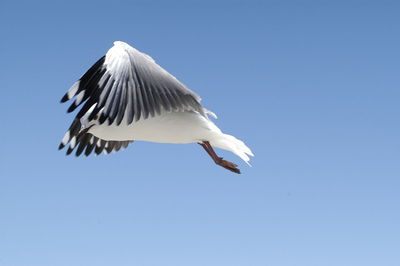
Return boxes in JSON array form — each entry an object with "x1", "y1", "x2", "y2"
[
  {"x1": 60, "y1": 94, "x2": 69, "y2": 103},
  {"x1": 99, "y1": 113, "x2": 108, "y2": 124},
  {"x1": 67, "y1": 102, "x2": 77, "y2": 113},
  {"x1": 58, "y1": 143, "x2": 65, "y2": 150},
  {"x1": 66, "y1": 147, "x2": 73, "y2": 155}
]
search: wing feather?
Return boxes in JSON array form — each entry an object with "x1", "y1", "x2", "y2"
[{"x1": 61, "y1": 41, "x2": 204, "y2": 126}]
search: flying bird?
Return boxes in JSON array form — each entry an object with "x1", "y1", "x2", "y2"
[{"x1": 59, "y1": 41, "x2": 253, "y2": 173}]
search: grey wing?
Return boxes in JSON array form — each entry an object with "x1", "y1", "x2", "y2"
[{"x1": 61, "y1": 41, "x2": 204, "y2": 126}]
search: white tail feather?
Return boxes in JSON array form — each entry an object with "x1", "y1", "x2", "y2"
[{"x1": 210, "y1": 133, "x2": 254, "y2": 166}]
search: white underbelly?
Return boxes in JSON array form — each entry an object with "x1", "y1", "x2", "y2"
[{"x1": 88, "y1": 110, "x2": 221, "y2": 143}]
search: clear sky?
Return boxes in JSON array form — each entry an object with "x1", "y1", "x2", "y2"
[{"x1": 1, "y1": 0, "x2": 399, "y2": 265}]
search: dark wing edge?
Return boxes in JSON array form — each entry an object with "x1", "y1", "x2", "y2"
[
  {"x1": 58, "y1": 119, "x2": 133, "y2": 157},
  {"x1": 60, "y1": 44, "x2": 205, "y2": 127}
]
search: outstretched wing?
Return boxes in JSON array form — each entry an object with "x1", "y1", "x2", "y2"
[
  {"x1": 61, "y1": 41, "x2": 204, "y2": 126},
  {"x1": 58, "y1": 119, "x2": 133, "y2": 156}
]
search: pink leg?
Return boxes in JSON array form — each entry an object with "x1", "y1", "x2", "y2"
[{"x1": 199, "y1": 141, "x2": 240, "y2": 174}]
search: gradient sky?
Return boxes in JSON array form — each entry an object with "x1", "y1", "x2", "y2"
[{"x1": 1, "y1": 1, "x2": 399, "y2": 266}]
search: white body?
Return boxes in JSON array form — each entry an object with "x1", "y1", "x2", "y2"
[
  {"x1": 88, "y1": 110, "x2": 253, "y2": 164},
  {"x1": 89, "y1": 110, "x2": 219, "y2": 143}
]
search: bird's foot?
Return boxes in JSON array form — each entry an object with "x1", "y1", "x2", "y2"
[{"x1": 216, "y1": 157, "x2": 241, "y2": 174}]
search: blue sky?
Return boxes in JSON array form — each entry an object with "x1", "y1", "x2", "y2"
[{"x1": 1, "y1": 0, "x2": 399, "y2": 265}]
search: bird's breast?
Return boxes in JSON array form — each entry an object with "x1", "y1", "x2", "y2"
[{"x1": 88, "y1": 110, "x2": 221, "y2": 144}]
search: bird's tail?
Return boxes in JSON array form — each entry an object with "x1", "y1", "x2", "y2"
[{"x1": 209, "y1": 133, "x2": 254, "y2": 165}]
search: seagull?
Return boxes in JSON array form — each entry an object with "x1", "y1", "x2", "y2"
[{"x1": 59, "y1": 41, "x2": 253, "y2": 173}]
